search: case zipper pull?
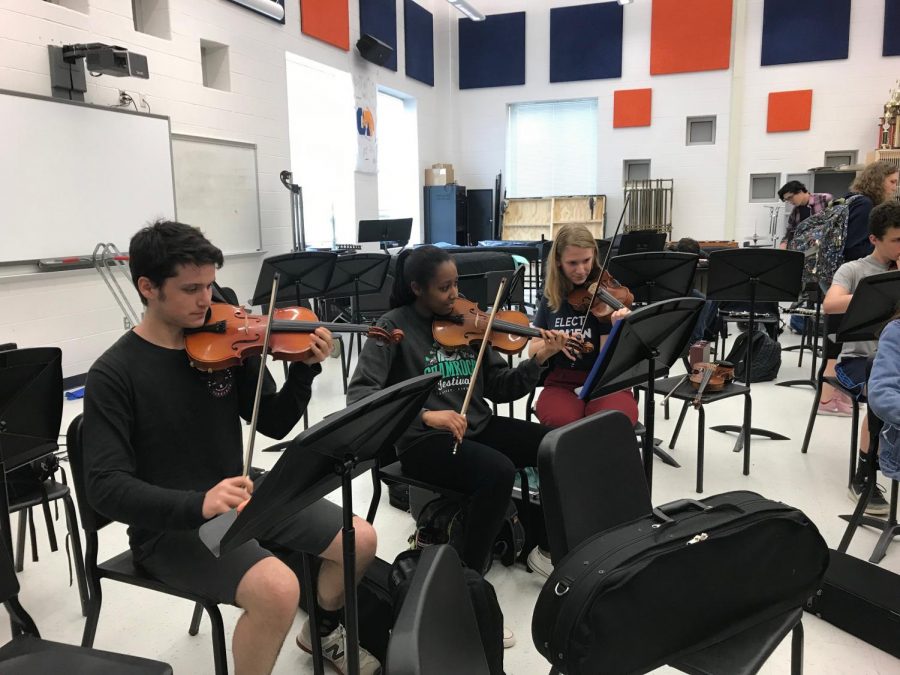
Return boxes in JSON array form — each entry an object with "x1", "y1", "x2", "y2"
[{"x1": 686, "y1": 532, "x2": 709, "y2": 545}]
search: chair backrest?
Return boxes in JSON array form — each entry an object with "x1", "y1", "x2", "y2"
[
  {"x1": 822, "y1": 312, "x2": 846, "y2": 361},
  {"x1": 66, "y1": 414, "x2": 111, "y2": 532},
  {"x1": 0, "y1": 347, "x2": 62, "y2": 469},
  {"x1": 0, "y1": 534, "x2": 20, "y2": 604},
  {"x1": 538, "y1": 411, "x2": 653, "y2": 562},
  {"x1": 386, "y1": 545, "x2": 490, "y2": 675}
]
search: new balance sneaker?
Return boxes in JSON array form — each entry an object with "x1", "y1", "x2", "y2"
[
  {"x1": 297, "y1": 620, "x2": 382, "y2": 675},
  {"x1": 848, "y1": 478, "x2": 890, "y2": 516},
  {"x1": 818, "y1": 397, "x2": 853, "y2": 417},
  {"x1": 503, "y1": 626, "x2": 516, "y2": 649},
  {"x1": 526, "y1": 546, "x2": 554, "y2": 579}
]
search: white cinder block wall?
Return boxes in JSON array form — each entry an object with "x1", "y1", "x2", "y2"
[
  {"x1": 2, "y1": 0, "x2": 897, "y2": 378},
  {"x1": 450, "y1": 0, "x2": 898, "y2": 242},
  {"x1": 0, "y1": 0, "x2": 450, "y2": 378}
]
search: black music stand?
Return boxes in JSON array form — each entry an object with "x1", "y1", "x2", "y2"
[
  {"x1": 778, "y1": 280, "x2": 826, "y2": 390},
  {"x1": 580, "y1": 297, "x2": 704, "y2": 492},
  {"x1": 706, "y1": 249, "x2": 803, "y2": 449},
  {"x1": 617, "y1": 231, "x2": 667, "y2": 255},
  {"x1": 358, "y1": 218, "x2": 412, "y2": 249},
  {"x1": 251, "y1": 251, "x2": 337, "y2": 309},
  {"x1": 608, "y1": 252, "x2": 699, "y2": 304},
  {"x1": 321, "y1": 253, "x2": 392, "y2": 376},
  {"x1": 200, "y1": 373, "x2": 441, "y2": 675},
  {"x1": 834, "y1": 272, "x2": 900, "y2": 557}
]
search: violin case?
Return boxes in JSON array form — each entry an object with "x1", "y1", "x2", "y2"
[{"x1": 532, "y1": 491, "x2": 829, "y2": 675}]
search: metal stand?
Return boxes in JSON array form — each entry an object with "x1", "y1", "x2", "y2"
[
  {"x1": 280, "y1": 170, "x2": 306, "y2": 251},
  {"x1": 92, "y1": 243, "x2": 141, "y2": 328},
  {"x1": 779, "y1": 283, "x2": 824, "y2": 390},
  {"x1": 705, "y1": 249, "x2": 803, "y2": 449}
]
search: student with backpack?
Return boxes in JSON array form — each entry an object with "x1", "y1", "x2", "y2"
[
  {"x1": 823, "y1": 202, "x2": 900, "y2": 514},
  {"x1": 777, "y1": 180, "x2": 832, "y2": 250}
]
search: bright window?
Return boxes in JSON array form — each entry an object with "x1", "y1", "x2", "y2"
[
  {"x1": 506, "y1": 98, "x2": 598, "y2": 197},
  {"x1": 285, "y1": 53, "x2": 356, "y2": 248},
  {"x1": 377, "y1": 89, "x2": 420, "y2": 243}
]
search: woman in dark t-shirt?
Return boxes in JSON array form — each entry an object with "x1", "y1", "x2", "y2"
[{"x1": 529, "y1": 225, "x2": 639, "y2": 427}]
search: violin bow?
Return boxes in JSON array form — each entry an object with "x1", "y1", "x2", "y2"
[
  {"x1": 578, "y1": 190, "x2": 633, "y2": 329},
  {"x1": 452, "y1": 277, "x2": 509, "y2": 456},
  {"x1": 242, "y1": 272, "x2": 281, "y2": 476}
]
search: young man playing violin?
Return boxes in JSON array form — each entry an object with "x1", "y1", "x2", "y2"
[
  {"x1": 529, "y1": 224, "x2": 639, "y2": 429},
  {"x1": 347, "y1": 246, "x2": 569, "y2": 634},
  {"x1": 83, "y1": 220, "x2": 381, "y2": 675}
]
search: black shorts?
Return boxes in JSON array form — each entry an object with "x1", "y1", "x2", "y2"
[
  {"x1": 835, "y1": 357, "x2": 868, "y2": 400},
  {"x1": 134, "y1": 496, "x2": 343, "y2": 606}
]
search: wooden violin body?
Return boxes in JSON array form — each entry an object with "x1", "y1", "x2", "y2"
[
  {"x1": 184, "y1": 303, "x2": 403, "y2": 372},
  {"x1": 567, "y1": 270, "x2": 634, "y2": 321},
  {"x1": 689, "y1": 360, "x2": 735, "y2": 408},
  {"x1": 432, "y1": 298, "x2": 591, "y2": 356}
]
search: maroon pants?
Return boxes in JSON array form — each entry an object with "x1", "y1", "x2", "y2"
[{"x1": 535, "y1": 368, "x2": 639, "y2": 428}]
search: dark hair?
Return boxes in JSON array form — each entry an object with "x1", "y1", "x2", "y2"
[
  {"x1": 869, "y1": 201, "x2": 900, "y2": 240},
  {"x1": 777, "y1": 181, "x2": 808, "y2": 200},
  {"x1": 673, "y1": 237, "x2": 701, "y2": 254},
  {"x1": 129, "y1": 219, "x2": 224, "y2": 305},
  {"x1": 389, "y1": 246, "x2": 452, "y2": 308}
]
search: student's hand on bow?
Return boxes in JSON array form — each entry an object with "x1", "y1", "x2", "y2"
[
  {"x1": 422, "y1": 410, "x2": 468, "y2": 443},
  {"x1": 610, "y1": 307, "x2": 631, "y2": 325},
  {"x1": 202, "y1": 475, "x2": 254, "y2": 518}
]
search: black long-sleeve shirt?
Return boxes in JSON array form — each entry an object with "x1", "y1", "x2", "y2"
[
  {"x1": 843, "y1": 192, "x2": 875, "y2": 262},
  {"x1": 83, "y1": 330, "x2": 320, "y2": 548},
  {"x1": 347, "y1": 304, "x2": 544, "y2": 452}
]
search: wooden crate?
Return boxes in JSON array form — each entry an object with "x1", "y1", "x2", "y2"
[{"x1": 502, "y1": 194, "x2": 605, "y2": 241}]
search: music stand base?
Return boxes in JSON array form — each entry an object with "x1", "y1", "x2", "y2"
[
  {"x1": 711, "y1": 424, "x2": 789, "y2": 441},
  {"x1": 653, "y1": 442, "x2": 681, "y2": 468},
  {"x1": 776, "y1": 379, "x2": 816, "y2": 389}
]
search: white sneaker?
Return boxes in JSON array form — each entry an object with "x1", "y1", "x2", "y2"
[
  {"x1": 503, "y1": 625, "x2": 516, "y2": 649},
  {"x1": 527, "y1": 546, "x2": 554, "y2": 579},
  {"x1": 297, "y1": 620, "x2": 382, "y2": 675}
]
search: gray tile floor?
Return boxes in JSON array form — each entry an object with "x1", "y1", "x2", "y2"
[{"x1": 4, "y1": 330, "x2": 899, "y2": 674}]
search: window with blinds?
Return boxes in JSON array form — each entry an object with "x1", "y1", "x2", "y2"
[{"x1": 505, "y1": 98, "x2": 598, "y2": 198}]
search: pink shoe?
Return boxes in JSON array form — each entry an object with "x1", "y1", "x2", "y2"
[{"x1": 818, "y1": 398, "x2": 852, "y2": 417}]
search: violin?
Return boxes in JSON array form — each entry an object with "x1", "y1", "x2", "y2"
[
  {"x1": 689, "y1": 361, "x2": 735, "y2": 408},
  {"x1": 567, "y1": 270, "x2": 634, "y2": 321},
  {"x1": 433, "y1": 297, "x2": 592, "y2": 356},
  {"x1": 184, "y1": 303, "x2": 403, "y2": 372}
]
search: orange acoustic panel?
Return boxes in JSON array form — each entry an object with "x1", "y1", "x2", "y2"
[
  {"x1": 650, "y1": 0, "x2": 733, "y2": 75},
  {"x1": 767, "y1": 90, "x2": 813, "y2": 132},
  {"x1": 613, "y1": 89, "x2": 652, "y2": 128},
  {"x1": 300, "y1": 0, "x2": 350, "y2": 51}
]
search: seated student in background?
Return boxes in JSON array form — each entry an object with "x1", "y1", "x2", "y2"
[
  {"x1": 842, "y1": 160, "x2": 899, "y2": 261},
  {"x1": 670, "y1": 237, "x2": 718, "y2": 344},
  {"x1": 528, "y1": 225, "x2": 639, "y2": 428},
  {"x1": 777, "y1": 180, "x2": 832, "y2": 250},
  {"x1": 823, "y1": 201, "x2": 900, "y2": 514},
  {"x1": 83, "y1": 221, "x2": 381, "y2": 675},
  {"x1": 347, "y1": 246, "x2": 569, "y2": 593},
  {"x1": 868, "y1": 312, "x2": 900, "y2": 484}
]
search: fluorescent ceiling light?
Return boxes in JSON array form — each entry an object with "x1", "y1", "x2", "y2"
[
  {"x1": 618, "y1": 0, "x2": 634, "y2": 5},
  {"x1": 449, "y1": 0, "x2": 486, "y2": 21},
  {"x1": 227, "y1": 0, "x2": 285, "y2": 21}
]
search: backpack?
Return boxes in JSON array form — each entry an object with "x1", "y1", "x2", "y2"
[
  {"x1": 790, "y1": 195, "x2": 862, "y2": 287},
  {"x1": 389, "y1": 549, "x2": 505, "y2": 675},
  {"x1": 725, "y1": 330, "x2": 782, "y2": 382}
]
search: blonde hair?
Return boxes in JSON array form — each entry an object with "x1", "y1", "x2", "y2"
[
  {"x1": 851, "y1": 160, "x2": 900, "y2": 205},
  {"x1": 543, "y1": 225, "x2": 600, "y2": 312}
]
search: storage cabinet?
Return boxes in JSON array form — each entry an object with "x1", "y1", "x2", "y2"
[
  {"x1": 501, "y1": 194, "x2": 606, "y2": 241},
  {"x1": 424, "y1": 185, "x2": 467, "y2": 245}
]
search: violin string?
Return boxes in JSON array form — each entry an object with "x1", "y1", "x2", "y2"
[{"x1": 579, "y1": 190, "x2": 633, "y2": 329}]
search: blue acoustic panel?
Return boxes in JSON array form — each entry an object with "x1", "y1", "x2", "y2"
[
  {"x1": 550, "y1": 2, "x2": 623, "y2": 82},
  {"x1": 404, "y1": 0, "x2": 434, "y2": 85},
  {"x1": 886, "y1": 0, "x2": 900, "y2": 56},
  {"x1": 459, "y1": 12, "x2": 526, "y2": 90},
  {"x1": 360, "y1": 0, "x2": 398, "y2": 71},
  {"x1": 761, "y1": 0, "x2": 850, "y2": 66}
]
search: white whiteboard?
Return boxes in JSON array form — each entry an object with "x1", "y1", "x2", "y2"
[
  {"x1": 0, "y1": 90, "x2": 175, "y2": 263},
  {"x1": 171, "y1": 134, "x2": 262, "y2": 255}
]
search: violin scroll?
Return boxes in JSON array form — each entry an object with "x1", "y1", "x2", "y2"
[{"x1": 367, "y1": 326, "x2": 404, "y2": 345}]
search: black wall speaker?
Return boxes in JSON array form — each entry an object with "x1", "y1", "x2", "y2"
[{"x1": 356, "y1": 33, "x2": 393, "y2": 66}]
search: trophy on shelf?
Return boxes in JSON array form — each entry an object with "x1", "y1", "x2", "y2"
[{"x1": 879, "y1": 81, "x2": 900, "y2": 150}]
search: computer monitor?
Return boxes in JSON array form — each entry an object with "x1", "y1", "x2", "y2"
[
  {"x1": 358, "y1": 217, "x2": 413, "y2": 245},
  {"x1": 617, "y1": 231, "x2": 667, "y2": 256}
]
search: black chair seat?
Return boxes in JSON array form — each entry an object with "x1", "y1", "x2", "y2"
[
  {"x1": 98, "y1": 550, "x2": 209, "y2": 603},
  {"x1": 672, "y1": 608, "x2": 804, "y2": 675},
  {"x1": 0, "y1": 635, "x2": 172, "y2": 674},
  {"x1": 379, "y1": 462, "x2": 467, "y2": 501},
  {"x1": 646, "y1": 375, "x2": 750, "y2": 403},
  {"x1": 7, "y1": 479, "x2": 70, "y2": 511}
]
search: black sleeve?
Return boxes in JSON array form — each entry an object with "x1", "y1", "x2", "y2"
[
  {"x1": 234, "y1": 357, "x2": 321, "y2": 440},
  {"x1": 482, "y1": 349, "x2": 544, "y2": 403},
  {"x1": 844, "y1": 196, "x2": 874, "y2": 261},
  {"x1": 83, "y1": 364, "x2": 206, "y2": 531}
]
